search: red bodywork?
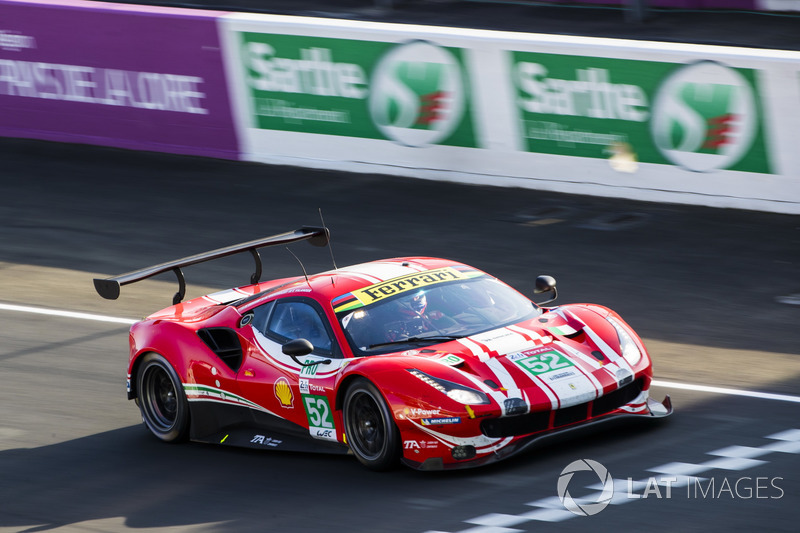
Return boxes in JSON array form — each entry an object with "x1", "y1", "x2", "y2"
[{"x1": 124, "y1": 257, "x2": 670, "y2": 470}]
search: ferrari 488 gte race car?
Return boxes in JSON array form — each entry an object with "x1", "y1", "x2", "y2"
[{"x1": 95, "y1": 226, "x2": 671, "y2": 471}]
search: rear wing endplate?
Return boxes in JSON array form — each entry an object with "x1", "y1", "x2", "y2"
[{"x1": 94, "y1": 226, "x2": 329, "y2": 305}]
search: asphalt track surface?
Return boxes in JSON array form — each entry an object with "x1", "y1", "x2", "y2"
[{"x1": 0, "y1": 137, "x2": 799, "y2": 532}]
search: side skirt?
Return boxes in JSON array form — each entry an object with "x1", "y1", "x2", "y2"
[{"x1": 188, "y1": 400, "x2": 349, "y2": 455}]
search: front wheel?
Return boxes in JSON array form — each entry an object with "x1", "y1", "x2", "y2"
[
  {"x1": 343, "y1": 378, "x2": 401, "y2": 471},
  {"x1": 136, "y1": 352, "x2": 190, "y2": 443}
]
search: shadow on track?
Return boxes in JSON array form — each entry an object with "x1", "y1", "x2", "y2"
[{"x1": 1, "y1": 376, "x2": 798, "y2": 533}]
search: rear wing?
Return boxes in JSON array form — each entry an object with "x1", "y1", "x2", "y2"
[{"x1": 94, "y1": 226, "x2": 329, "y2": 305}]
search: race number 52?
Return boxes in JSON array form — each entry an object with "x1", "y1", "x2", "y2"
[
  {"x1": 516, "y1": 351, "x2": 573, "y2": 376},
  {"x1": 303, "y1": 396, "x2": 334, "y2": 429}
]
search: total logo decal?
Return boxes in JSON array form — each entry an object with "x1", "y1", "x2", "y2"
[
  {"x1": 298, "y1": 378, "x2": 325, "y2": 395},
  {"x1": 650, "y1": 60, "x2": 758, "y2": 172}
]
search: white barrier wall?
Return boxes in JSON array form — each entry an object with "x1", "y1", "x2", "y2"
[
  {"x1": 3, "y1": 2, "x2": 798, "y2": 214},
  {"x1": 218, "y1": 14, "x2": 800, "y2": 214}
]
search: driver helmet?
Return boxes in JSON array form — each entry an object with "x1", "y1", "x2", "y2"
[{"x1": 409, "y1": 291, "x2": 427, "y2": 314}]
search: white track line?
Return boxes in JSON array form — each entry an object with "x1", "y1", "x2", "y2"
[
  {"x1": 652, "y1": 379, "x2": 800, "y2": 404},
  {"x1": 0, "y1": 303, "x2": 137, "y2": 325},
  {"x1": 2, "y1": 302, "x2": 799, "y2": 404}
]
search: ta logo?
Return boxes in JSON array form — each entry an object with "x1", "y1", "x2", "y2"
[
  {"x1": 369, "y1": 40, "x2": 466, "y2": 147},
  {"x1": 650, "y1": 60, "x2": 757, "y2": 172}
]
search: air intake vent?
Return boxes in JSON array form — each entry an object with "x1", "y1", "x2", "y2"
[
  {"x1": 197, "y1": 328, "x2": 243, "y2": 372},
  {"x1": 479, "y1": 378, "x2": 645, "y2": 438}
]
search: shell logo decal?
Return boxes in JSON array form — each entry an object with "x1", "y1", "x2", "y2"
[{"x1": 274, "y1": 377, "x2": 294, "y2": 408}]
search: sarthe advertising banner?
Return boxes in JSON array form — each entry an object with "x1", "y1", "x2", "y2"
[
  {"x1": 225, "y1": 28, "x2": 478, "y2": 150},
  {"x1": 218, "y1": 15, "x2": 799, "y2": 213},
  {"x1": 509, "y1": 53, "x2": 772, "y2": 175}
]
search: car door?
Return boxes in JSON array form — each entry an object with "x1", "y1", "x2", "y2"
[{"x1": 237, "y1": 297, "x2": 345, "y2": 443}]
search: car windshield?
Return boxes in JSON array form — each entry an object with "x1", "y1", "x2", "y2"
[{"x1": 335, "y1": 275, "x2": 541, "y2": 355}]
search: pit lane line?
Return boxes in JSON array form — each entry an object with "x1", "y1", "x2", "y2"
[{"x1": 1, "y1": 302, "x2": 799, "y2": 404}]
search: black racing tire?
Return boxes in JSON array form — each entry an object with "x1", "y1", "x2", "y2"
[
  {"x1": 136, "y1": 352, "x2": 190, "y2": 443},
  {"x1": 343, "y1": 378, "x2": 401, "y2": 471}
]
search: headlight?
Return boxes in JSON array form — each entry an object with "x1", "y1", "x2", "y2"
[
  {"x1": 447, "y1": 389, "x2": 487, "y2": 404},
  {"x1": 407, "y1": 369, "x2": 490, "y2": 405},
  {"x1": 607, "y1": 317, "x2": 642, "y2": 366}
]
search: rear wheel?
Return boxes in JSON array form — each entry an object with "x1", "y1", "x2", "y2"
[
  {"x1": 137, "y1": 353, "x2": 189, "y2": 442},
  {"x1": 343, "y1": 378, "x2": 401, "y2": 471}
]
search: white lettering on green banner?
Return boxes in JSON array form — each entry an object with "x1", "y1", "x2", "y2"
[
  {"x1": 511, "y1": 53, "x2": 771, "y2": 174},
  {"x1": 236, "y1": 33, "x2": 477, "y2": 148}
]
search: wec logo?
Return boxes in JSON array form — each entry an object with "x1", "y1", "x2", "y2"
[
  {"x1": 650, "y1": 61, "x2": 758, "y2": 172},
  {"x1": 369, "y1": 41, "x2": 466, "y2": 147}
]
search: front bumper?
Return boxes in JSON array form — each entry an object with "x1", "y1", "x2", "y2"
[{"x1": 402, "y1": 395, "x2": 672, "y2": 471}]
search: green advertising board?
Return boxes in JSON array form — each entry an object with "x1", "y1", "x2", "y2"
[
  {"x1": 237, "y1": 33, "x2": 477, "y2": 148},
  {"x1": 510, "y1": 52, "x2": 771, "y2": 173}
]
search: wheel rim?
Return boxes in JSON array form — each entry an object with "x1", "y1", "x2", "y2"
[
  {"x1": 348, "y1": 391, "x2": 385, "y2": 459},
  {"x1": 142, "y1": 365, "x2": 178, "y2": 432}
]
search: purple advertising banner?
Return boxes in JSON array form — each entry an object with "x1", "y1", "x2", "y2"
[{"x1": 0, "y1": 0, "x2": 239, "y2": 159}]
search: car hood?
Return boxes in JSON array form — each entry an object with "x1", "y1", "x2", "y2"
[{"x1": 398, "y1": 306, "x2": 642, "y2": 415}]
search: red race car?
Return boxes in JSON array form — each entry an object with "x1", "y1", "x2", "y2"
[{"x1": 95, "y1": 227, "x2": 671, "y2": 470}]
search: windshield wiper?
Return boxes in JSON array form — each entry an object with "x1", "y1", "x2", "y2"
[{"x1": 368, "y1": 335, "x2": 462, "y2": 350}]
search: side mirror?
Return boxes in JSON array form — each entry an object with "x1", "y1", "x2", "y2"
[
  {"x1": 533, "y1": 275, "x2": 558, "y2": 305},
  {"x1": 282, "y1": 338, "x2": 331, "y2": 367},
  {"x1": 282, "y1": 338, "x2": 314, "y2": 357}
]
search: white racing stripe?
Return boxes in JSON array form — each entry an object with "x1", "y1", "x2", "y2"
[
  {"x1": 252, "y1": 329, "x2": 345, "y2": 378},
  {"x1": 456, "y1": 337, "x2": 490, "y2": 362},
  {"x1": 553, "y1": 340, "x2": 605, "y2": 392},
  {"x1": 4, "y1": 302, "x2": 800, "y2": 405},
  {"x1": 0, "y1": 303, "x2": 137, "y2": 325},
  {"x1": 526, "y1": 373, "x2": 559, "y2": 410},
  {"x1": 332, "y1": 261, "x2": 416, "y2": 282},
  {"x1": 485, "y1": 358, "x2": 521, "y2": 415},
  {"x1": 485, "y1": 357, "x2": 517, "y2": 391},
  {"x1": 203, "y1": 288, "x2": 249, "y2": 304},
  {"x1": 470, "y1": 328, "x2": 532, "y2": 357}
]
